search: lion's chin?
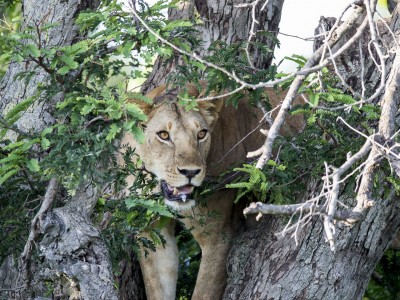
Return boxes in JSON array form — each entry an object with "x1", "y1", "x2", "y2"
[
  {"x1": 164, "y1": 198, "x2": 196, "y2": 211},
  {"x1": 160, "y1": 180, "x2": 197, "y2": 211}
]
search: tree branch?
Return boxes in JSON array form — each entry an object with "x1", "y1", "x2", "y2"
[{"x1": 243, "y1": 201, "x2": 364, "y2": 221}]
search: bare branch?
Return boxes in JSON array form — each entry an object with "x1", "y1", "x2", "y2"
[
  {"x1": 243, "y1": 201, "x2": 364, "y2": 221},
  {"x1": 354, "y1": 31, "x2": 400, "y2": 213}
]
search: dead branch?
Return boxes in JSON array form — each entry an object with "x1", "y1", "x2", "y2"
[
  {"x1": 243, "y1": 201, "x2": 364, "y2": 221},
  {"x1": 354, "y1": 35, "x2": 400, "y2": 213}
]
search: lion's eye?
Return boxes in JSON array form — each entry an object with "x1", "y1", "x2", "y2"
[
  {"x1": 157, "y1": 131, "x2": 170, "y2": 141},
  {"x1": 197, "y1": 129, "x2": 208, "y2": 140}
]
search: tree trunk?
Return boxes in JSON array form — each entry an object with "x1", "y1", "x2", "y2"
[
  {"x1": 225, "y1": 193, "x2": 400, "y2": 299},
  {"x1": 0, "y1": 1, "x2": 120, "y2": 299},
  {"x1": 39, "y1": 184, "x2": 118, "y2": 300}
]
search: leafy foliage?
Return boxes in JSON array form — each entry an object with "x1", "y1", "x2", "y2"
[{"x1": 0, "y1": 0, "x2": 197, "y2": 266}]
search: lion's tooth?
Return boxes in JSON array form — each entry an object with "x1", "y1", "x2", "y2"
[
  {"x1": 181, "y1": 194, "x2": 187, "y2": 202},
  {"x1": 173, "y1": 188, "x2": 179, "y2": 195}
]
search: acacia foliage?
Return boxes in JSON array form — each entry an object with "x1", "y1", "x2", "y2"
[
  {"x1": 0, "y1": 0, "x2": 196, "y2": 267},
  {"x1": 0, "y1": 0, "x2": 399, "y2": 298}
]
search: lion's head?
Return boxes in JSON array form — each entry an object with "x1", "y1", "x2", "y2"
[{"x1": 132, "y1": 84, "x2": 221, "y2": 210}]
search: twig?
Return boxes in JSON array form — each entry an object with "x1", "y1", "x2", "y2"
[
  {"x1": 235, "y1": 0, "x2": 263, "y2": 69},
  {"x1": 354, "y1": 29, "x2": 400, "y2": 212}
]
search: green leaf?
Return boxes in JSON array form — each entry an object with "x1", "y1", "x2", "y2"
[
  {"x1": 97, "y1": 197, "x2": 106, "y2": 206},
  {"x1": 130, "y1": 126, "x2": 145, "y2": 144},
  {"x1": 57, "y1": 66, "x2": 71, "y2": 75},
  {"x1": 309, "y1": 93, "x2": 319, "y2": 107},
  {"x1": 41, "y1": 137, "x2": 51, "y2": 150},
  {"x1": 307, "y1": 114, "x2": 316, "y2": 124},
  {"x1": 0, "y1": 169, "x2": 18, "y2": 185},
  {"x1": 156, "y1": 47, "x2": 173, "y2": 57},
  {"x1": 81, "y1": 103, "x2": 96, "y2": 115},
  {"x1": 0, "y1": 153, "x2": 23, "y2": 164},
  {"x1": 164, "y1": 20, "x2": 193, "y2": 31},
  {"x1": 125, "y1": 198, "x2": 174, "y2": 218},
  {"x1": 4, "y1": 97, "x2": 35, "y2": 123},
  {"x1": 25, "y1": 44, "x2": 41, "y2": 57},
  {"x1": 27, "y1": 159, "x2": 40, "y2": 172},
  {"x1": 192, "y1": 60, "x2": 206, "y2": 71},
  {"x1": 41, "y1": 127, "x2": 53, "y2": 137},
  {"x1": 60, "y1": 55, "x2": 79, "y2": 69},
  {"x1": 125, "y1": 103, "x2": 148, "y2": 121},
  {"x1": 106, "y1": 124, "x2": 121, "y2": 142}
]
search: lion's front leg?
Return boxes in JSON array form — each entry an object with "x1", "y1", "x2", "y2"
[
  {"x1": 138, "y1": 220, "x2": 178, "y2": 300},
  {"x1": 182, "y1": 191, "x2": 235, "y2": 300},
  {"x1": 191, "y1": 235, "x2": 232, "y2": 300}
]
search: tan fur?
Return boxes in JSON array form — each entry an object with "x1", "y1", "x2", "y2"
[{"x1": 121, "y1": 84, "x2": 304, "y2": 300}]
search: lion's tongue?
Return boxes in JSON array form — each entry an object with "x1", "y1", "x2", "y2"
[{"x1": 172, "y1": 185, "x2": 194, "y2": 196}]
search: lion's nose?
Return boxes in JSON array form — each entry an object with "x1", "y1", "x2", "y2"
[{"x1": 177, "y1": 168, "x2": 201, "y2": 179}]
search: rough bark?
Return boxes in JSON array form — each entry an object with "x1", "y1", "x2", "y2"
[
  {"x1": 142, "y1": 0, "x2": 284, "y2": 91},
  {"x1": 225, "y1": 193, "x2": 400, "y2": 299},
  {"x1": 194, "y1": 0, "x2": 283, "y2": 69},
  {"x1": 313, "y1": 15, "x2": 395, "y2": 99},
  {"x1": 39, "y1": 184, "x2": 118, "y2": 300},
  {"x1": 117, "y1": 253, "x2": 146, "y2": 300},
  {"x1": 0, "y1": 1, "x2": 121, "y2": 300}
]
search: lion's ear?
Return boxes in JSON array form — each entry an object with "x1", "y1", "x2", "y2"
[
  {"x1": 198, "y1": 99, "x2": 223, "y2": 128},
  {"x1": 126, "y1": 85, "x2": 168, "y2": 116}
]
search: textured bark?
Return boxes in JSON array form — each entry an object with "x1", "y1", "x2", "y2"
[
  {"x1": 194, "y1": 0, "x2": 283, "y2": 69},
  {"x1": 0, "y1": 1, "x2": 121, "y2": 300},
  {"x1": 142, "y1": 0, "x2": 284, "y2": 92},
  {"x1": 117, "y1": 253, "x2": 146, "y2": 300},
  {"x1": 314, "y1": 15, "x2": 395, "y2": 99},
  {"x1": 39, "y1": 184, "x2": 118, "y2": 300},
  {"x1": 225, "y1": 194, "x2": 400, "y2": 299}
]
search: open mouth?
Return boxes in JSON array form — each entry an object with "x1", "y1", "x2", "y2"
[{"x1": 160, "y1": 180, "x2": 195, "y2": 203}]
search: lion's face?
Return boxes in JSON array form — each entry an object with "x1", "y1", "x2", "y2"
[{"x1": 135, "y1": 87, "x2": 220, "y2": 211}]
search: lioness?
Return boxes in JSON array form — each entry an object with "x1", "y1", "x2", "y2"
[{"x1": 121, "y1": 83, "x2": 303, "y2": 300}]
